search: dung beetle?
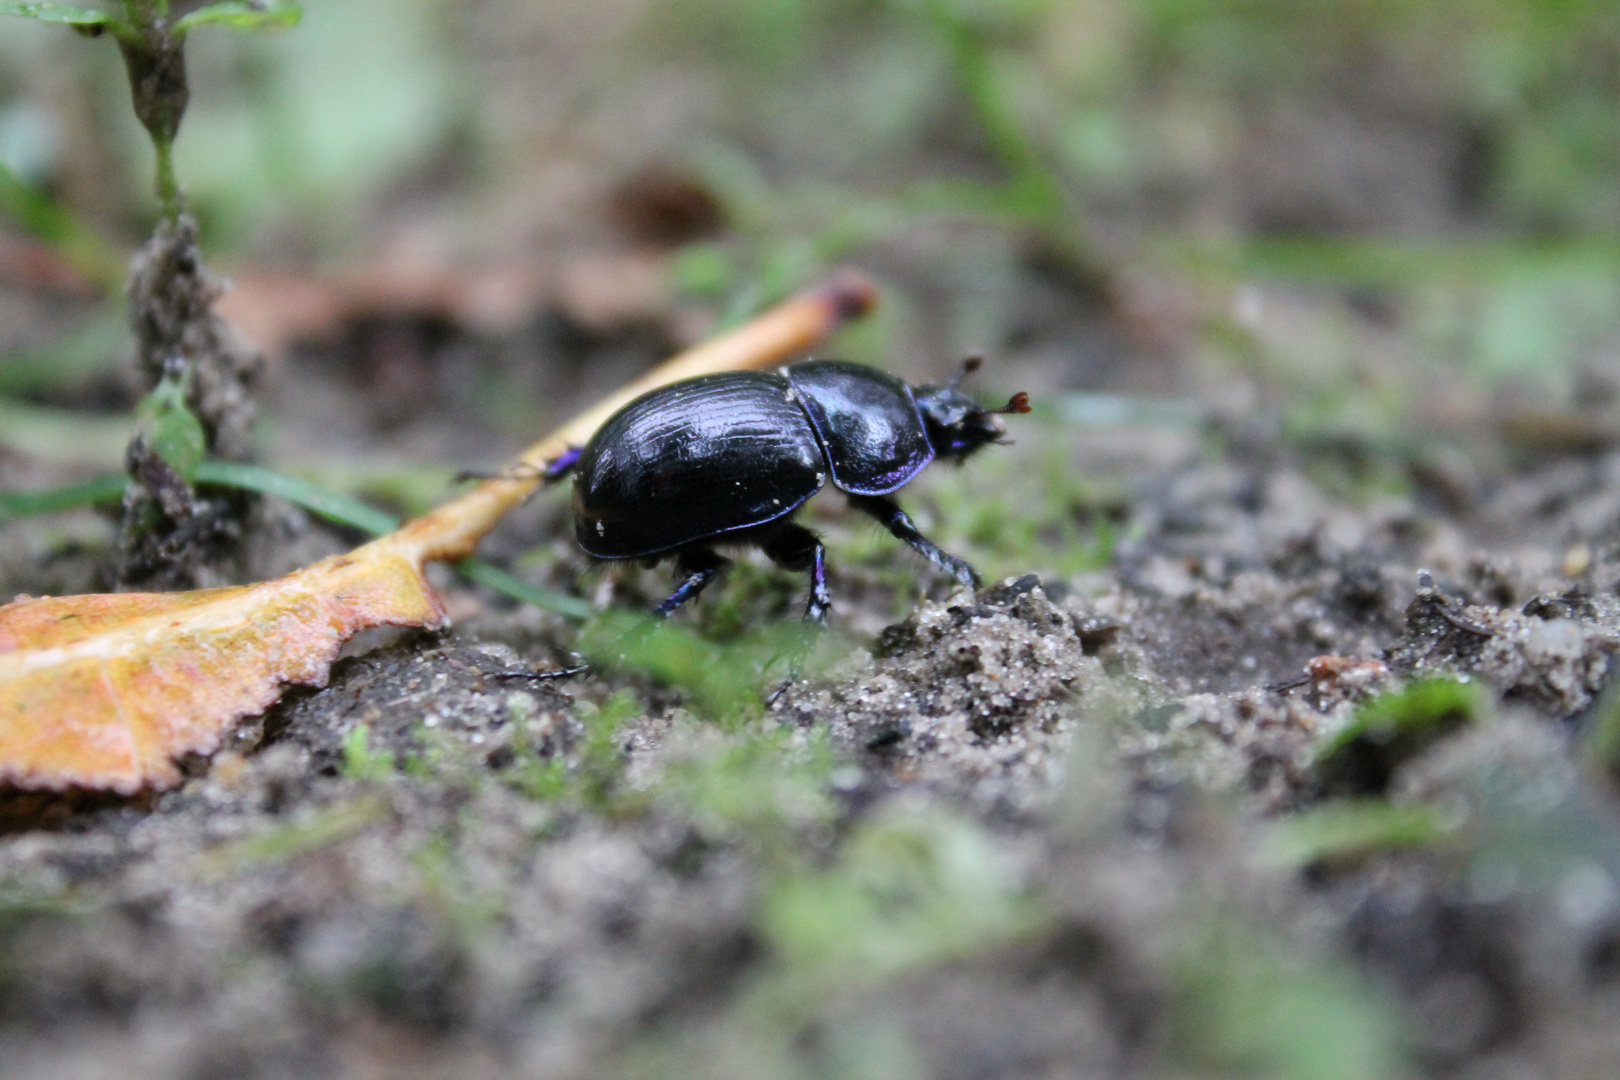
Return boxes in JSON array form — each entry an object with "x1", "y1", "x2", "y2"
[{"x1": 553, "y1": 358, "x2": 1029, "y2": 622}]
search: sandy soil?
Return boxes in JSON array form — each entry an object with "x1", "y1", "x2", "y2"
[{"x1": 6, "y1": 303, "x2": 1620, "y2": 1078}]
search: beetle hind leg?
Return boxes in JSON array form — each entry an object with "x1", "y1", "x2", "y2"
[
  {"x1": 760, "y1": 524, "x2": 831, "y2": 624},
  {"x1": 848, "y1": 494, "x2": 980, "y2": 589},
  {"x1": 655, "y1": 548, "x2": 730, "y2": 618}
]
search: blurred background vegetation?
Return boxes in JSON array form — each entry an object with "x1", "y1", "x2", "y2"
[{"x1": 0, "y1": 0, "x2": 1616, "y2": 469}]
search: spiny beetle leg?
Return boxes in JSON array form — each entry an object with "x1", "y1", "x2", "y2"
[
  {"x1": 453, "y1": 448, "x2": 578, "y2": 486},
  {"x1": 491, "y1": 661, "x2": 590, "y2": 680},
  {"x1": 655, "y1": 547, "x2": 730, "y2": 618},
  {"x1": 849, "y1": 494, "x2": 980, "y2": 589}
]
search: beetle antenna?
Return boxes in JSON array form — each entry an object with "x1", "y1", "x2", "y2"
[
  {"x1": 947, "y1": 355, "x2": 984, "y2": 390},
  {"x1": 986, "y1": 391, "x2": 1031, "y2": 415}
]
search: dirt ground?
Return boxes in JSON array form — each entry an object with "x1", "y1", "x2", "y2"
[{"x1": 8, "y1": 276, "x2": 1620, "y2": 1078}]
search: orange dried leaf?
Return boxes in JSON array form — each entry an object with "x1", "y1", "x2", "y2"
[
  {"x1": 0, "y1": 551, "x2": 442, "y2": 793},
  {"x1": 0, "y1": 276, "x2": 875, "y2": 792}
]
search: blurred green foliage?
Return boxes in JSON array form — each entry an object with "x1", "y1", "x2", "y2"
[
  {"x1": 0, "y1": 161, "x2": 122, "y2": 288},
  {"x1": 191, "y1": 793, "x2": 390, "y2": 879},
  {"x1": 578, "y1": 611, "x2": 824, "y2": 729},
  {"x1": 1170, "y1": 913, "x2": 1407, "y2": 1080},
  {"x1": 1263, "y1": 797, "x2": 1457, "y2": 868},
  {"x1": 340, "y1": 721, "x2": 396, "y2": 783},
  {"x1": 507, "y1": 687, "x2": 640, "y2": 811},
  {"x1": 173, "y1": 0, "x2": 453, "y2": 243},
  {"x1": 760, "y1": 806, "x2": 1043, "y2": 984},
  {"x1": 0, "y1": 0, "x2": 1613, "y2": 435},
  {"x1": 0, "y1": 0, "x2": 446, "y2": 243},
  {"x1": 656, "y1": 725, "x2": 838, "y2": 861}
]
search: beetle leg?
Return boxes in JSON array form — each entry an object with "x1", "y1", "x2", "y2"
[
  {"x1": 655, "y1": 548, "x2": 730, "y2": 618},
  {"x1": 452, "y1": 446, "x2": 579, "y2": 486},
  {"x1": 761, "y1": 524, "x2": 831, "y2": 624},
  {"x1": 848, "y1": 494, "x2": 980, "y2": 589}
]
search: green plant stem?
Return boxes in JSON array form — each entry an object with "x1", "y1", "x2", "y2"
[
  {"x1": 115, "y1": 0, "x2": 188, "y2": 223},
  {"x1": 0, "y1": 398, "x2": 135, "y2": 466},
  {"x1": 151, "y1": 136, "x2": 179, "y2": 224}
]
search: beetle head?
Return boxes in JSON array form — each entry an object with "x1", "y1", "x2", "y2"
[{"x1": 915, "y1": 358, "x2": 1031, "y2": 461}]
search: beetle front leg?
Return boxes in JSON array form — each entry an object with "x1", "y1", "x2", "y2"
[
  {"x1": 655, "y1": 548, "x2": 730, "y2": 617},
  {"x1": 848, "y1": 494, "x2": 980, "y2": 589},
  {"x1": 761, "y1": 524, "x2": 831, "y2": 624}
]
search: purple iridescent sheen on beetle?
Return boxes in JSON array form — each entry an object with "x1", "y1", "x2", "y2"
[{"x1": 552, "y1": 358, "x2": 1029, "y2": 623}]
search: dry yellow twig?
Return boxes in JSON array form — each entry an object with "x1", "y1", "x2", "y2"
[{"x1": 390, "y1": 271, "x2": 877, "y2": 567}]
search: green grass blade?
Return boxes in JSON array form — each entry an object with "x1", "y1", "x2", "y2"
[
  {"x1": 0, "y1": 473, "x2": 126, "y2": 519},
  {"x1": 452, "y1": 558, "x2": 594, "y2": 620},
  {"x1": 192, "y1": 462, "x2": 589, "y2": 618},
  {"x1": 0, "y1": 314, "x2": 129, "y2": 398},
  {"x1": 0, "y1": 398, "x2": 131, "y2": 466},
  {"x1": 0, "y1": 162, "x2": 126, "y2": 293},
  {"x1": 1171, "y1": 236, "x2": 1620, "y2": 288},
  {"x1": 0, "y1": 459, "x2": 589, "y2": 619},
  {"x1": 193, "y1": 459, "x2": 400, "y2": 536}
]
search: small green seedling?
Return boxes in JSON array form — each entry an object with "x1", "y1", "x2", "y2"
[
  {"x1": 0, "y1": 0, "x2": 302, "y2": 222},
  {"x1": 3, "y1": 0, "x2": 305, "y2": 580},
  {"x1": 1314, "y1": 675, "x2": 1484, "y2": 795}
]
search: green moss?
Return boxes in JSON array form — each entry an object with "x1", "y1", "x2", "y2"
[
  {"x1": 409, "y1": 833, "x2": 504, "y2": 946},
  {"x1": 340, "y1": 722, "x2": 396, "y2": 783},
  {"x1": 579, "y1": 612, "x2": 823, "y2": 729},
  {"x1": 191, "y1": 794, "x2": 389, "y2": 879},
  {"x1": 1171, "y1": 915, "x2": 1406, "y2": 1080},
  {"x1": 508, "y1": 688, "x2": 641, "y2": 812},
  {"x1": 1316, "y1": 676, "x2": 1484, "y2": 764},
  {"x1": 624, "y1": 807, "x2": 1045, "y2": 1076},
  {"x1": 760, "y1": 807, "x2": 1044, "y2": 988},
  {"x1": 694, "y1": 558, "x2": 805, "y2": 640},
  {"x1": 1314, "y1": 676, "x2": 1484, "y2": 794},
  {"x1": 918, "y1": 437, "x2": 1119, "y2": 583},
  {"x1": 657, "y1": 726, "x2": 837, "y2": 862}
]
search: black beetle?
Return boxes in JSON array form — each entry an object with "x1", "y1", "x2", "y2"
[{"x1": 552, "y1": 358, "x2": 1029, "y2": 622}]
